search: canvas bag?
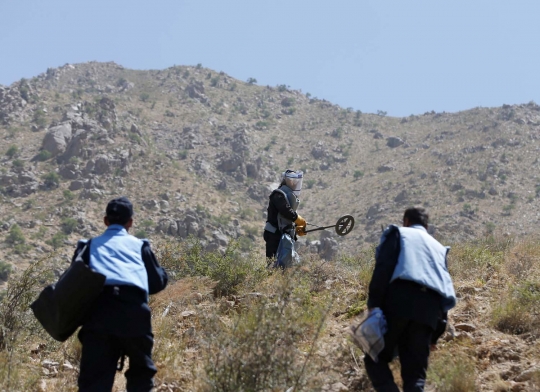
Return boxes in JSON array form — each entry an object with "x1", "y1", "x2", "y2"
[
  {"x1": 349, "y1": 308, "x2": 388, "y2": 362},
  {"x1": 30, "y1": 240, "x2": 106, "y2": 342},
  {"x1": 275, "y1": 232, "x2": 300, "y2": 268}
]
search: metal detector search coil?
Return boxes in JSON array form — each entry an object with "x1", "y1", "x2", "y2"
[{"x1": 303, "y1": 215, "x2": 355, "y2": 236}]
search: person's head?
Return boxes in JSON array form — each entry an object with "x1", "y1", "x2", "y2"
[
  {"x1": 104, "y1": 196, "x2": 134, "y2": 230},
  {"x1": 280, "y1": 169, "x2": 304, "y2": 197},
  {"x1": 403, "y1": 207, "x2": 429, "y2": 229}
]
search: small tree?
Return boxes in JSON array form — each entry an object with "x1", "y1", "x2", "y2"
[{"x1": 247, "y1": 77, "x2": 257, "y2": 85}]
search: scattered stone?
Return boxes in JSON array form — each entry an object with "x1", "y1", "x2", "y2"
[{"x1": 455, "y1": 323, "x2": 477, "y2": 332}]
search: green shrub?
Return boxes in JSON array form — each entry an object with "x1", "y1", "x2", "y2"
[
  {"x1": 36, "y1": 150, "x2": 52, "y2": 162},
  {"x1": 61, "y1": 217, "x2": 78, "y2": 234},
  {"x1": 134, "y1": 230, "x2": 148, "y2": 239},
  {"x1": 46, "y1": 232, "x2": 67, "y2": 250},
  {"x1": 491, "y1": 281, "x2": 540, "y2": 335},
  {"x1": 42, "y1": 172, "x2": 60, "y2": 189},
  {"x1": 5, "y1": 225, "x2": 25, "y2": 245},
  {"x1": 428, "y1": 350, "x2": 477, "y2": 392},
  {"x1": 156, "y1": 238, "x2": 267, "y2": 296},
  {"x1": 139, "y1": 92, "x2": 150, "y2": 102},
  {"x1": 247, "y1": 77, "x2": 257, "y2": 85},
  {"x1": 12, "y1": 159, "x2": 24, "y2": 168},
  {"x1": 63, "y1": 189, "x2": 75, "y2": 201},
  {"x1": 5, "y1": 145, "x2": 18, "y2": 158},
  {"x1": 353, "y1": 170, "x2": 364, "y2": 179}
]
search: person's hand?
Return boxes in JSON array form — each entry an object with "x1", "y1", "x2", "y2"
[
  {"x1": 296, "y1": 225, "x2": 307, "y2": 236},
  {"x1": 295, "y1": 215, "x2": 306, "y2": 227}
]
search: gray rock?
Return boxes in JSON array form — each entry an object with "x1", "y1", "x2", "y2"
[
  {"x1": 42, "y1": 123, "x2": 72, "y2": 155},
  {"x1": 212, "y1": 231, "x2": 229, "y2": 247},
  {"x1": 394, "y1": 190, "x2": 409, "y2": 203},
  {"x1": 377, "y1": 164, "x2": 395, "y2": 173},
  {"x1": 386, "y1": 136, "x2": 404, "y2": 148},
  {"x1": 311, "y1": 141, "x2": 328, "y2": 159}
]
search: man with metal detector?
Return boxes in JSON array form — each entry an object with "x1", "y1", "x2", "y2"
[
  {"x1": 263, "y1": 169, "x2": 307, "y2": 266},
  {"x1": 363, "y1": 207, "x2": 456, "y2": 392}
]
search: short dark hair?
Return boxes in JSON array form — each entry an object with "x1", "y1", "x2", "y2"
[
  {"x1": 106, "y1": 197, "x2": 134, "y2": 225},
  {"x1": 403, "y1": 207, "x2": 429, "y2": 228}
]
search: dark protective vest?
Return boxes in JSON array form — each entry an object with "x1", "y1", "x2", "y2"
[{"x1": 276, "y1": 185, "x2": 299, "y2": 233}]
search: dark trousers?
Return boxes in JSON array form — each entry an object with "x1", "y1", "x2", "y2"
[
  {"x1": 264, "y1": 230, "x2": 281, "y2": 259},
  {"x1": 364, "y1": 317, "x2": 433, "y2": 392},
  {"x1": 78, "y1": 330, "x2": 157, "y2": 392}
]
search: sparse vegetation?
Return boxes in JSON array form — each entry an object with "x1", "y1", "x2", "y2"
[
  {"x1": 5, "y1": 145, "x2": 19, "y2": 158},
  {"x1": 42, "y1": 172, "x2": 60, "y2": 189}
]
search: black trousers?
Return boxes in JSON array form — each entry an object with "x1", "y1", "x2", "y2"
[
  {"x1": 264, "y1": 230, "x2": 281, "y2": 259},
  {"x1": 364, "y1": 317, "x2": 433, "y2": 392},
  {"x1": 78, "y1": 330, "x2": 157, "y2": 392}
]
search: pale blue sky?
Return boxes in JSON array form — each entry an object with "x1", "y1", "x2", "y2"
[{"x1": 1, "y1": 0, "x2": 539, "y2": 116}]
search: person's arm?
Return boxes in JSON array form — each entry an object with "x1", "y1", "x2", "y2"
[
  {"x1": 270, "y1": 191, "x2": 298, "y2": 222},
  {"x1": 141, "y1": 241, "x2": 168, "y2": 295},
  {"x1": 431, "y1": 311, "x2": 448, "y2": 345},
  {"x1": 367, "y1": 228, "x2": 400, "y2": 309}
]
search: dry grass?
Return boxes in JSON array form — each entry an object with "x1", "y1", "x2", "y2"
[{"x1": 1, "y1": 235, "x2": 540, "y2": 390}]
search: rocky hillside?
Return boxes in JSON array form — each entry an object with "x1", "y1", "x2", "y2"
[{"x1": 1, "y1": 61, "x2": 540, "y2": 279}]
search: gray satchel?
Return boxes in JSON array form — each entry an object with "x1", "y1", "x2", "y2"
[{"x1": 30, "y1": 240, "x2": 106, "y2": 342}]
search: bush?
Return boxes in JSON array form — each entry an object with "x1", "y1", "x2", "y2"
[
  {"x1": 5, "y1": 225, "x2": 25, "y2": 246},
  {"x1": 156, "y1": 238, "x2": 267, "y2": 296},
  {"x1": 0, "y1": 257, "x2": 54, "y2": 349},
  {"x1": 12, "y1": 159, "x2": 24, "y2": 168},
  {"x1": 46, "y1": 232, "x2": 67, "y2": 250},
  {"x1": 305, "y1": 179, "x2": 316, "y2": 189},
  {"x1": 353, "y1": 170, "x2": 364, "y2": 179},
  {"x1": 42, "y1": 171, "x2": 60, "y2": 189},
  {"x1": 0, "y1": 261, "x2": 12, "y2": 282},
  {"x1": 428, "y1": 350, "x2": 477, "y2": 392},
  {"x1": 61, "y1": 217, "x2": 78, "y2": 235},
  {"x1": 247, "y1": 77, "x2": 257, "y2": 85},
  {"x1": 139, "y1": 92, "x2": 150, "y2": 102},
  {"x1": 491, "y1": 280, "x2": 540, "y2": 335},
  {"x1": 5, "y1": 145, "x2": 18, "y2": 158},
  {"x1": 201, "y1": 274, "x2": 330, "y2": 391},
  {"x1": 36, "y1": 150, "x2": 52, "y2": 162},
  {"x1": 63, "y1": 189, "x2": 75, "y2": 202},
  {"x1": 134, "y1": 230, "x2": 147, "y2": 239}
]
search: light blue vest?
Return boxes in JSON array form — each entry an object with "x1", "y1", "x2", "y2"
[
  {"x1": 380, "y1": 224, "x2": 456, "y2": 312},
  {"x1": 87, "y1": 224, "x2": 149, "y2": 293}
]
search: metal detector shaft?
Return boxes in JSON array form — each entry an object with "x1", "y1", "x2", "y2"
[{"x1": 304, "y1": 225, "x2": 336, "y2": 233}]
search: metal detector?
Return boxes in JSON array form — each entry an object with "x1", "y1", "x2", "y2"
[{"x1": 303, "y1": 215, "x2": 355, "y2": 236}]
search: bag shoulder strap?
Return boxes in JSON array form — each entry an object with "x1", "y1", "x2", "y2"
[{"x1": 75, "y1": 239, "x2": 92, "y2": 266}]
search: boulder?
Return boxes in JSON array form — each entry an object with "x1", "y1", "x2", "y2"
[
  {"x1": 386, "y1": 136, "x2": 404, "y2": 148},
  {"x1": 42, "y1": 123, "x2": 72, "y2": 155}
]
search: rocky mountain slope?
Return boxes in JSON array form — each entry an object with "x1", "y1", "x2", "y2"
[
  {"x1": 1, "y1": 61, "x2": 540, "y2": 277},
  {"x1": 1, "y1": 62, "x2": 539, "y2": 392}
]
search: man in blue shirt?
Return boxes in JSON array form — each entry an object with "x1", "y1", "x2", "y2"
[
  {"x1": 364, "y1": 207, "x2": 456, "y2": 392},
  {"x1": 73, "y1": 197, "x2": 168, "y2": 392}
]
